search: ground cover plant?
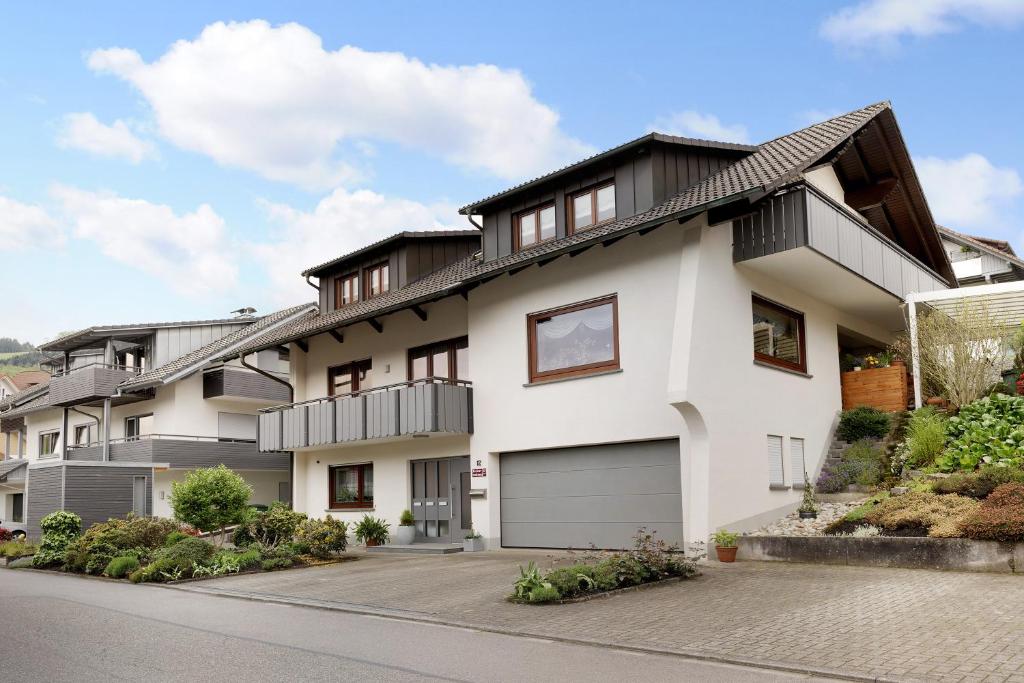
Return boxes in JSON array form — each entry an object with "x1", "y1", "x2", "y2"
[
  {"x1": 959, "y1": 483, "x2": 1024, "y2": 541},
  {"x1": 0, "y1": 539, "x2": 37, "y2": 559},
  {"x1": 939, "y1": 394, "x2": 1024, "y2": 471},
  {"x1": 817, "y1": 439, "x2": 886, "y2": 493},
  {"x1": 510, "y1": 529, "x2": 699, "y2": 604}
]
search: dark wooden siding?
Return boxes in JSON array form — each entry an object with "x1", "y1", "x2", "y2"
[
  {"x1": 26, "y1": 466, "x2": 63, "y2": 539},
  {"x1": 203, "y1": 367, "x2": 290, "y2": 403},
  {"x1": 480, "y1": 141, "x2": 747, "y2": 262}
]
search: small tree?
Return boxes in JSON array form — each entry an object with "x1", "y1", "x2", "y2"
[
  {"x1": 798, "y1": 472, "x2": 818, "y2": 515},
  {"x1": 894, "y1": 299, "x2": 1012, "y2": 410},
  {"x1": 170, "y1": 465, "x2": 252, "y2": 546}
]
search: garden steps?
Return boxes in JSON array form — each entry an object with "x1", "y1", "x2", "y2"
[{"x1": 366, "y1": 543, "x2": 464, "y2": 555}]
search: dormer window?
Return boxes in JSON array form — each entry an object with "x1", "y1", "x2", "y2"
[
  {"x1": 365, "y1": 263, "x2": 389, "y2": 299},
  {"x1": 516, "y1": 204, "x2": 556, "y2": 250},
  {"x1": 570, "y1": 182, "x2": 615, "y2": 233},
  {"x1": 335, "y1": 273, "x2": 358, "y2": 309}
]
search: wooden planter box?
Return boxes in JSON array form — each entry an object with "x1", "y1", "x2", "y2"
[{"x1": 841, "y1": 364, "x2": 908, "y2": 412}]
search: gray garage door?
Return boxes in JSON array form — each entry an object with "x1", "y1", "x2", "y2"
[{"x1": 500, "y1": 439, "x2": 682, "y2": 549}]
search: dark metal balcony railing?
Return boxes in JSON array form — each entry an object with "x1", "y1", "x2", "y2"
[
  {"x1": 51, "y1": 362, "x2": 143, "y2": 378},
  {"x1": 258, "y1": 377, "x2": 473, "y2": 452},
  {"x1": 68, "y1": 433, "x2": 256, "y2": 450}
]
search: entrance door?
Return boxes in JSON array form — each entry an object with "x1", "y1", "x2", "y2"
[
  {"x1": 11, "y1": 493, "x2": 23, "y2": 523},
  {"x1": 411, "y1": 456, "x2": 471, "y2": 543},
  {"x1": 132, "y1": 476, "x2": 147, "y2": 516}
]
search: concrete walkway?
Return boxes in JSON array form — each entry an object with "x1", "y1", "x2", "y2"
[{"x1": 171, "y1": 550, "x2": 1024, "y2": 683}]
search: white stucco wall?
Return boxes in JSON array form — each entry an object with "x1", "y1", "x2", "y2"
[
  {"x1": 153, "y1": 468, "x2": 288, "y2": 518},
  {"x1": 292, "y1": 435, "x2": 470, "y2": 534}
]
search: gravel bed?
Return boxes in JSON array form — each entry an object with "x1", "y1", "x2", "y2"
[{"x1": 752, "y1": 501, "x2": 867, "y2": 537}]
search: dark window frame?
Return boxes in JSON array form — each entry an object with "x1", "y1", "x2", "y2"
[
  {"x1": 407, "y1": 336, "x2": 469, "y2": 381},
  {"x1": 513, "y1": 202, "x2": 556, "y2": 251},
  {"x1": 327, "y1": 358, "x2": 373, "y2": 397},
  {"x1": 752, "y1": 294, "x2": 807, "y2": 373},
  {"x1": 328, "y1": 463, "x2": 374, "y2": 510},
  {"x1": 333, "y1": 272, "x2": 359, "y2": 309},
  {"x1": 73, "y1": 423, "x2": 92, "y2": 447},
  {"x1": 568, "y1": 181, "x2": 616, "y2": 235},
  {"x1": 38, "y1": 430, "x2": 60, "y2": 457},
  {"x1": 364, "y1": 262, "x2": 390, "y2": 299},
  {"x1": 124, "y1": 413, "x2": 154, "y2": 441},
  {"x1": 527, "y1": 294, "x2": 620, "y2": 383}
]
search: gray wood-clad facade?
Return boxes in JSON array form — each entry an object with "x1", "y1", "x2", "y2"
[
  {"x1": 480, "y1": 140, "x2": 748, "y2": 263},
  {"x1": 203, "y1": 367, "x2": 290, "y2": 403},
  {"x1": 25, "y1": 462, "x2": 152, "y2": 539},
  {"x1": 152, "y1": 323, "x2": 249, "y2": 368},
  {"x1": 49, "y1": 365, "x2": 139, "y2": 406},
  {"x1": 260, "y1": 382, "x2": 473, "y2": 452},
  {"x1": 317, "y1": 235, "x2": 480, "y2": 314},
  {"x1": 68, "y1": 438, "x2": 289, "y2": 470},
  {"x1": 732, "y1": 185, "x2": 949, "y2": 299}
]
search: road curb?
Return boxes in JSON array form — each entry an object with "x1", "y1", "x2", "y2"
[{"x1": 163, "y1": 582, "x2": 910, "y2": 683}]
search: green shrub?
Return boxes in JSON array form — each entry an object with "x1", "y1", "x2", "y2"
[
  {"x1": 399, "y1": 509, "x2": 415, "y2": 526},
  {"x1": 232, "y1": 502, "x2": 307, "y2": 549},
  {"x1": 235, "y1": 547, "x2": 263, "y2": 570},
  {"x1": 817, "y1": 440, "x2": 885, "y2": 491},
  {"x1": 0, "y1": 539, "x2": 37, "y2": 559},
  {"x1": 170, "y1": 465, "x2": 253, "y2": 540},
  {"x1": 261, "y1": 557, "x2": 293, "y2": 571},
  {"x1": 863, "y1": 491, "x2": 979, "y2": 537},
  {"x1": 512, "y1": 561, "x2": 559, "y2": 602},
  {"x1": 152, "y1": 536, "x2": 215, "y2": 575},
  {"x1": 352, "y1": 515, "x2": 390, "y2": 546},
  {"x1": 932, "y1": 467, "x2": 1024, "y2": 499},
  {"x1": 105, "y1": 555, "x2": 141, "y2": 579},
  {"x1": 544, "y1": 566, "x2": 598, "y2": 599},
  {"x1": 712, "y1": 530, "x2": 738, "y2": 547},
  {"x1": 33, "y1": 511, "x2": 81, "y2": 567},
  {"x1": 940, "y1": 394, "x2": 1024, "y2": 471},
  {"x1": 164, "y1": 530, "x2": 191, "y2": 547},
  {"x1": 63, "y1": 515, "x2": 179, "y2": 574},
  {"x1": 131, "y1": 557, "x2": 181, "y2": 583},
  {"x1": 960, "y1": 483, "x2": 1024, "y2": 541},
  {"x1": 527, "y1": 585, "x2": 561, "y2": 603},
  {"x1": 903, "y1": 407, "x2": 947, "y2": 469},
  {"x1": 837, "y1": 406, "x2": 891, "y2": 442},
  {"x1": 296, "y1": 517, "x2": 348, "y2": 558}
]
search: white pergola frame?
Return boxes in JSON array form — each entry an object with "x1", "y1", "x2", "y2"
[{"x1": 906, "y1": 280, "x2": 1024, "y2": 408}]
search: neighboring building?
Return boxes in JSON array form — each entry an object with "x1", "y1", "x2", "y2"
[
  {"x1": 1, "y1": 370, "x2": 50, "y2": 460},
  {"x1": 939, "y1": 226, "x2": 1024, "y2": 286},
  {"x1": 0, "y1": 304, "x2": 316, "y2": 537},
  {"x1": 220, "y1": 101, "x2": 954, "y2": 551}
]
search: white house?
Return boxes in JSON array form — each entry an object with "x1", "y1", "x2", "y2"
[
  {"x1": 0, "y1": 304, "x2": 315, "y2": 537},
  {"x1": 220, "y1": 102, "x2": 955, "y2": 551}
]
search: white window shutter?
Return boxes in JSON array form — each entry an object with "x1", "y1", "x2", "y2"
[
  {"x1": 790, "y1": 437, "x2": 806, "y2": 486},
  {"x1": 767, "y1": 435, "x2": 785, "y2": 487}
]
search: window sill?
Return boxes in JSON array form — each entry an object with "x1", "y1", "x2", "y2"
[
  {"x1": 768, "y1": 484, "x2": 790, "y2": 491},
  {"x1": 326, "y1": 508, "x2": 374, "y2": 513},
  {"x1": 753, "y1": 359, "x2": 812, "y2": 379},
  {"x1": 524, "y1": 368, "x2": 623, "y2": 388}
]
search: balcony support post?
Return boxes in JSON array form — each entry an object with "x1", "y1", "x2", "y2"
[
  {"x1": 102, "y1": 398, "x2": 112, "y2": 461},
  {"x1": 60, "y1": 407, "x2": 69, "y2": 460},
  {"x1": 908, "y1": 299, "x2": 923, "y2": 410}
]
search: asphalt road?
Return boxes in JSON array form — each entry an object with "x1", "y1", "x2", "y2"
[{"x1": 0, "y1": 570, "x2": 831, "y2": 682}]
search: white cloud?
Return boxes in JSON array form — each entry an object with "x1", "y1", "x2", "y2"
[
  {"x1": 249, "y1": 188, "x2": 460, "y2": 302},
  {"x1": 87, "y1": 20, "x2": 591, "y2": 189},
  {"x1": 916, "y1": 153, "x2": 1023, "y2": 230},
  {"x1": 56, "y1": 112, "x2": 157, "y2": 164},
  {"x1": 648, "y1": 111, "x2": 751, "y2": 144},
  {"x1": 822, "y1": 0, "x2": 1024, "y2": 48},
  {"x1": 0, "y1": 195, "x2": 63, "y2": 249},
  {"x1": 799, "y1": 109, "x2": 844, "y2": 126},
  {"x1": 51, "y1": 185, "x2": 237, "y2": 295}
]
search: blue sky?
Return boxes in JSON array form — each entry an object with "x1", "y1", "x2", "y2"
[{"x1": 1, "y1": 0, "x2": 1023, "y2": 343}]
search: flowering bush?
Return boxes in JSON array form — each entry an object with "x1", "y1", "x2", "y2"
[
  {"x1": 0, "y1": 527, "x2": 12, "y2": 543},
  {"x1": 33, "y1": 510, "x2": 81, "y2": 567}
]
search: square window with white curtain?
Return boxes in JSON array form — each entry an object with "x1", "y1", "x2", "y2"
[
  {"x1": 790, "y1": 437, "x2": 806, "y2": 487},
  {"x1": 767, "y1": 434, "x2": 785, "y2": 488}
]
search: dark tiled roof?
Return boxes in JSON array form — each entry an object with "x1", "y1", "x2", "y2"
[
  {"x1": 459, "y1": 132, "x2": 758, "y2": 215},
  {"x1": 939, "y1": 226, "x2": 1024, "y2": 270},
  {"x1": 0, "y1": 383, "x2": 51, "y2": 418},
  {"x1": 120, "y1": 303, "x2": 317, "y2": 390},
  {"x1": 302, "y1": 230, "x2": 480, "y2": 277},
  {"x1": 40, "y1": 315, "x2": 267, "y2": 352},
  {"x1": 224, "y1": 103, "x2": 891, "y2": 359},
  {"x1": 0, "y1": 459, "x2": 27, "y2": 478}
]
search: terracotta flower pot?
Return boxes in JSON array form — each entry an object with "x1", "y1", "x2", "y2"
[
  {"x1": 715, "y1": 545, "x2": 738, "y2": 563},
  {"x1": 365, "y1": 539, "x2": 380, "y2": 547},
  {"x1": 926, "y1": 396, "x2": 945, "y2": 407}
]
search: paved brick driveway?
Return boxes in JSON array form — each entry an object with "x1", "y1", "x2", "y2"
[{"x1": 175, "y1": 551, "x2": 1024, "y2": 683}]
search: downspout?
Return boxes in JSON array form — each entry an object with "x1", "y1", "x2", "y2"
[
  {"x1": 239, "y1": 353, "x2": 296, "y2": 508},
  {"x1": 304, "y1": 276, "x2": 319, "y2": 292},
  {"x1": 466, "y1": 215, "x2": 483, "y2": 231}
]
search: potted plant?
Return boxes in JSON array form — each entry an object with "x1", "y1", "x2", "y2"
[
  {"x1": 393, "y1": 510, "x2": 415, "y2": 545},
  {"x1": 463, "y1": 529, "x2": 485, "y2": 552},
  {"x1": 712, "y1": 530, "x2": 739, "y2": 563},
  {"x1": 798, "y1": 472, "x2": 818, "y2": 519},
  {"x1": 353, "y1": 514, "x2": 390, "y2": 547}
]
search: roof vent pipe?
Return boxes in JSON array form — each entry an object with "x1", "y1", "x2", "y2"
[{"x1": 231, "y1": 307, "x2": 258, "y2": 319}]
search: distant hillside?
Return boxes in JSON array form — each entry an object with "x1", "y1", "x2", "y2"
[{"x1": 0, "y1": 338, "x2": 34, "y2": 353}]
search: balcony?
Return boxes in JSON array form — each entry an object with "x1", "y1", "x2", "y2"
[
  {"x1": 67, "y1": 434, "x2": 290, "y2": 470},
  {"x1": 48, "y1": 363, "x2": 144, "y2": 407},
  {"x1": 732, "y1": 185, "x2": 949, "y2": 328},
  {"x1": 203, "y1": 367, "x2": 290, "y2": 404},
  {"x1": 258, "y1": 378, "x2": 473, "y2": 452}
]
